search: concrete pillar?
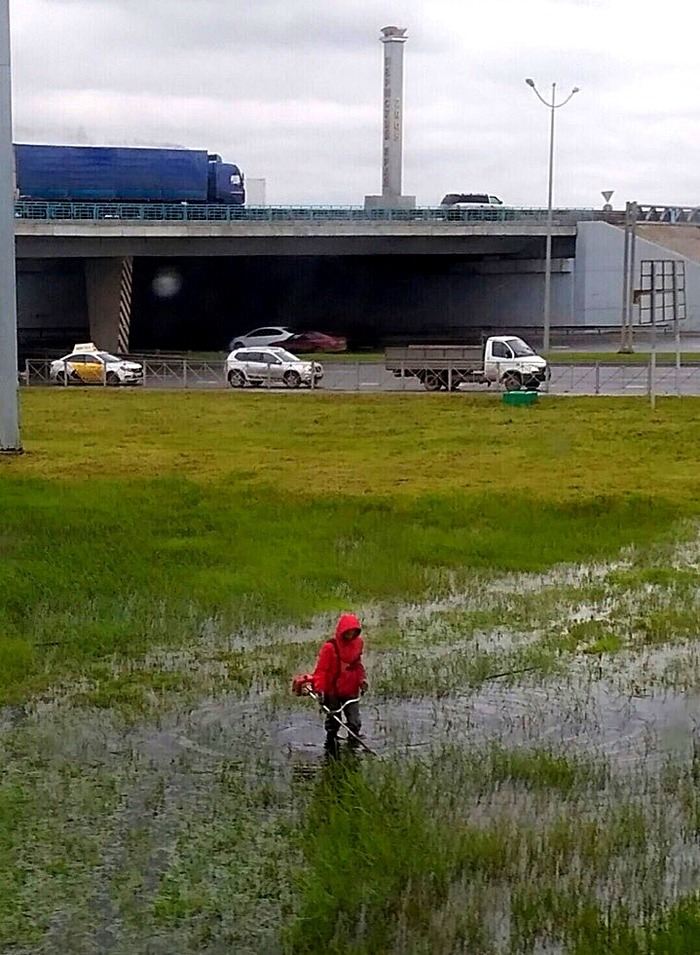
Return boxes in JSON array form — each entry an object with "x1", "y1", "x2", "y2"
[
  {"x1": 381, "y1": 26, "x2": 407, "y2": 198},
  {"x1": 0, "y1": 0, "x2": 20, "y2": 451},
  {"x1": 365, "y1": 26, "x2": 415, "y2": 211},
  {"x1": 84, "y1": 257, "x2": 134, "y2": 353}
]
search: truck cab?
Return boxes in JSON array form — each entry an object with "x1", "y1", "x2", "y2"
[
  {"x1": 207, "y1": 154, "x2": 245, "y2": 204},
  {"x1": 483, "y1": 336, "x2": 549, "y2": 390}
]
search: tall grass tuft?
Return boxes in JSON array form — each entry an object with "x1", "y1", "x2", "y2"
[{"x1": 0, "y1": 477, "x2": 683, "y2": 703}]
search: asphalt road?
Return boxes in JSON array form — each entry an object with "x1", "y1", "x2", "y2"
[{"x1": 321, "y1": 362, "x2": 700, "y2": 395}]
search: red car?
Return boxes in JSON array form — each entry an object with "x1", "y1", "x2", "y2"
[{"x1": 275, "y1": 331, "x2": 347, "y2": 353}]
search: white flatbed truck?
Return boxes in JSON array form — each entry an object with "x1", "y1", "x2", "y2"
[{"x1": 385, "y1": 336, "x2": 549, "y2": 392}]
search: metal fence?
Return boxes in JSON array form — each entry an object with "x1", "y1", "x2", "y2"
[
  {"x1": 549, "y1": 360, "x2": 700, "y2": 396},
  {"x1": 21, "y1": 358, "x2": 700, "y2": 397},
  {"x1": 14, "y1": 200, "x2": 598, "y2": 225}
]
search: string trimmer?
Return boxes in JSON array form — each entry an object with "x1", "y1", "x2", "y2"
[{"x1": 292, "y1": 673, "x2": 378, "y2": 756}]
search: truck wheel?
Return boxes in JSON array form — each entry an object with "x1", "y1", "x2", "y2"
[
  {"x1": 503, "y1": 372, "x2": 522, "y2": 392},
  {"x1": 423, "y1": 372, "x2": 442, "y2": 391},
  {"x1": 440, "y1": 371, "x2": 459, "y2": 391}
]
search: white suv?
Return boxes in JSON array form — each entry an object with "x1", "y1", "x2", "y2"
[
  {"x1": 225, "y1": 347, "x2": 323, "y2": 389},
  {"x1": 440, "y1": 193, "x2": 504, "y2": 208}
]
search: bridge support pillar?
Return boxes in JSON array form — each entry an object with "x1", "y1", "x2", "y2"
[{"x1": 84, "y1": 257, "x2": 134, "y2": 354}]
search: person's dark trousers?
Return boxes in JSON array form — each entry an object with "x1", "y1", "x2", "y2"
[{"x1": 324, "y1": 696, "x2": 362, "y2": 754}]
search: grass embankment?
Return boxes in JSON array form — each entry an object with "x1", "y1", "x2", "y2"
[
  {"x1": 2, "y1": 391, "x2": 697, "y2": 704},
  {"x1": 4, "y1": 391, "x2": 700, "y2": 952}
]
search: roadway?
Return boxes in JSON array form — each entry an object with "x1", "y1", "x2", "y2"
[
  {"x1": 125, "y1": 360, "x2": 700, "y2": 396},
  {"x1": 27, "y1": 353, "x2": 700, "y2": 396},
  {"x1": 302, "y1": 361, "x2": 700, "y2": 396}
]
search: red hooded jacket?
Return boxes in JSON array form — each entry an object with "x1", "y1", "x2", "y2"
[{"x1": 312, "y1": 613, "x2": 366, "y2": 698}]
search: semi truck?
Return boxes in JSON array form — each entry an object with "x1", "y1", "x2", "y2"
[
  {"x1": 14, "y1": 144, "x2": 245, "y2": 204},
  {"x1": 385, "y1": 336, "x2": 549, "y2": 391}
]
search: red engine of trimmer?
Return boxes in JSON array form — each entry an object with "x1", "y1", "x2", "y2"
[{"x1": 291, "y1": 673, "x2": 314, "y2": 696}]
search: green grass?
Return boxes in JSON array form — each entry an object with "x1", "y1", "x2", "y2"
[
  {"x1": 12, "y1": 390, "x2": 700, "y2": 501},
  {"x1": 5, "y1": 391, "x2": 700, "y2": 952},
  {"x1": 284, "y1": 749, "x2": 692, "y2": 954},
  {"x1": 1, "y1": 392, "x2": 698, "y2": 702}
]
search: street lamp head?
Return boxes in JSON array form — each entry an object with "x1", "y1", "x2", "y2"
[
  {"x1": 572, "y1": 86, "x2": 580, "y2": 94},
  {"x1": 525, "y1": 77, "x2": 535, "y2": 87}
]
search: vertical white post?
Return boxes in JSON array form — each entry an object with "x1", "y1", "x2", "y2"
[
  {"x1": 542, "y1": 83, "x2": 555, "y2": 355},
  {"x1": 525, "y1": 79, "x2": 578, "y2": 357},
  {"x1": 380, "y1": 27, "x2": 408, "y2": 199},
  {"x1": 620, "y1": 203, "x2": 631, "y2": 352},
  {"x1": 650, "y1": 261, "x2": 656, "y2": 410},
  {"x1": 673, "y1": 260, "x2": 681, "y2": 396},
  {"x1": 0, "y1": 0, "x2": 21, "y2": 451},
  {"x1": 626, "y1": 204, "x2": 638, "y2": 352}
]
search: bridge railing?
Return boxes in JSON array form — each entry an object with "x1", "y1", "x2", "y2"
[
  {"x1": 14, "y1": 201, "x2": 598, "y2": 224},
  {"x1": 635, "y1": 205, "x2": 700, "y2": 224}
]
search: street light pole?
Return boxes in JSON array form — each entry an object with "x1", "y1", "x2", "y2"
[
  {"x1": 525, "y1": 78, "x2": 579, "y2": 355},
  {"x1": 0, "y1": 0, "x2": 21, "y2": 452}
]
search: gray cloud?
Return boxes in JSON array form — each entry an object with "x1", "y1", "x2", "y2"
[{"x1": 10, "y1": 0, "x2": 700, "y2": 207}]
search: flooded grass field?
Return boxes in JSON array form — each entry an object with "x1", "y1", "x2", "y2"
[{"x1": 3, "y1": 392, "x2": 700, "y2": 952}]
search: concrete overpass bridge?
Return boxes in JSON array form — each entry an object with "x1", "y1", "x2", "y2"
[{"x1": 13, "y1": 203, "x2": 700, "y2": 355}]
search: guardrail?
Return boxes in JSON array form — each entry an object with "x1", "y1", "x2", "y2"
[
  {"x1": 14, "y1": 201, "x2": 599, "y2": 224},
  {"x1": 635, "y1": 205, "x2": 700, "y2": 224},
  {"x1": 21, "y1": 357, "x2": 700, "y2": 397}
]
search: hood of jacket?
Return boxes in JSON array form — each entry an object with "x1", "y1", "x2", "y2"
[{"x1": 335, "y1": 613, "x2": 362, "y2": 640}]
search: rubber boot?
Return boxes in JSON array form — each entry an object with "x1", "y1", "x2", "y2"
[{"x1": 324, "y1": 733, "x2": 340, "y2": 760}]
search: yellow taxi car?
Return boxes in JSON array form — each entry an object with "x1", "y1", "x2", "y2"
[{"x1": 49, "y1": 343, "x2": 143, "y2": 386}]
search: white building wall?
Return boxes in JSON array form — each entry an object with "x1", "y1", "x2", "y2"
[
  {"x1": 245, "y1": 178, "x2": 267, "y2": 206},
  {"x1": 574, "y1": 221, "x2": 700, "y2": 332}
]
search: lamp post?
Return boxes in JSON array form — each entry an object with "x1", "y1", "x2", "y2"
[
  {"x1": 0, "y1": 0, "x2": 21, "y2": 452},
  {"x1": 525, "y1": 78, "x2": 579, "y2": 355}
]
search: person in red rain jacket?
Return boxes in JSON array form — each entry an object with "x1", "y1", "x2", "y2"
[{"x1": 312, "y1": 613, "x2": 368, "y2": 757}]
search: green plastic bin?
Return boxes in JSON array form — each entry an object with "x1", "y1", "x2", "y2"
[{"x1": 502, "y1": 390, "x2": 540, "y2": 406}]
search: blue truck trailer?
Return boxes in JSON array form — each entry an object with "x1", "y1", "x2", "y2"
[{"x1": 14, "y1": 144, "x2": 245, "y2": 204}]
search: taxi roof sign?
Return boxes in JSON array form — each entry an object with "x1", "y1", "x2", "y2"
[{"x1": 73, "y1": 342, "x2": 98, "y2": 352}]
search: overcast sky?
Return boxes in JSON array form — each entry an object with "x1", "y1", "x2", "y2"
[{"x1": 10, "y1": 0, "x2": 700, "y2": 207}]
